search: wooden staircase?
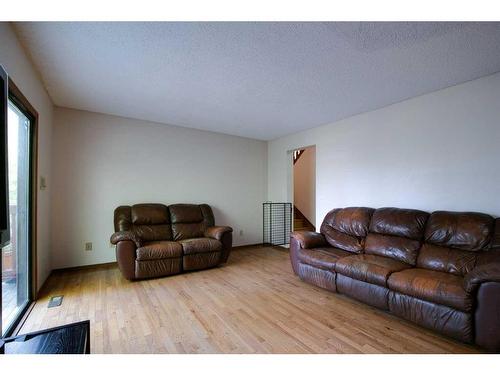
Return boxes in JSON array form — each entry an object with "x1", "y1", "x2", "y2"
[{"x1": 293, "y1": 207, "x2": 315, "y2": 232}]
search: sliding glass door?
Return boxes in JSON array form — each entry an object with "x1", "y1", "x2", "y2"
[{"x1": 1, "y1": 99, "x2": 32, "y2": 336}]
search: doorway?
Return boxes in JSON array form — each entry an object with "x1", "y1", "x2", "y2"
[{"x1": 292, "y1": 146, "x2": 316, "y2": 231}]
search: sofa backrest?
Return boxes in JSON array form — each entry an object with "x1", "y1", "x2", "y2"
[
  {"x1": 320, "y1": 207, "x2": 374, "y2": 253},
  {"x1": 417, "y1": 211, "x2": 496, "y2": 276},
  {"x1": 115, "y1": 203, "x2": 172, "y2": 241},
  {"x1": 169, "y1": 204, "x2": 215, "y2": 240},
  {"x1": 365, "y1": 207, "x2": 429, "y2": 265},
  {"x1": 319, "y1": 206, "x2": 500, "y2": 273}
]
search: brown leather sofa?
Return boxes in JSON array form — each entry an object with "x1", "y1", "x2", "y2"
[
  {"x1": 290, "y1": 207, "x2": 500, "y2": 352},
  {"x1": 110, "y1": 203, "x2": 232, "y2": 280}
]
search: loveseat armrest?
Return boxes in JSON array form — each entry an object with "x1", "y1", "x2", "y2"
[
  {"x1": 110, "y1": 231, "x2": 142, "y2": 248},
  {"x1": 464, "y1": 263, "x2": 500, "y2": 293},
  {"x1": 204, "y1": 226, "x2": 233, "y2": 241},
  {"x1": 290, "y1": 231, "x2": 327, "y2": 249},
  {"x1": 205, "y1": 226, "x2": 233, "y2": 263}
]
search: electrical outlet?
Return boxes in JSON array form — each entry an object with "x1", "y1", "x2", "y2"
[
  {"x1": 239, "y1": 230, "x2": 244, "y2": 236},
  {"x1": 40, "y1": 176, "x2": 47, "y2": 190},
  {"x1": 85, "y1": 242, "x2": 93, "y2": 251}
]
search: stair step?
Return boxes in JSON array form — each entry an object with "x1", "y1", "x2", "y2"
[
  {"x1": 293, "y1": 207, "x2": 315, "y2": 232},
  {"x1": 294, "y1": 226, "x2": 314, "y2": 231}
]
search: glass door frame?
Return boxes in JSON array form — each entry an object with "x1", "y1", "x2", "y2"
[{"x1": 1, "y1": 78, "x2": 38, "y2": 337}]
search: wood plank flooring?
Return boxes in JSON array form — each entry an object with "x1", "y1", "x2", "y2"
[{"x1": 19, "y1": 246, "x2": 481, "y2": 353}]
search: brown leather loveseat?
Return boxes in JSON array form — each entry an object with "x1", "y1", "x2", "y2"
[
  {"x1": 110, "y1": 203, "x2": 232, "y2": 280},
  {"x1": 290, "y1": 207, "x2": 500, "y2": 352}
]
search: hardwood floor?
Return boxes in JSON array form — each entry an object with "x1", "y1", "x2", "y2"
[{"x1": 20, "y1": 246, "x2": 481, "y2": 353}]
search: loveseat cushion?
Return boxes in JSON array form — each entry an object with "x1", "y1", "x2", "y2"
[
  {"x1": 387, "y1": 268, "x2": 472, "y2": 312},
  {"x1": 424, "y1": 211, "x2": 494, "y2": 251},
  {"x1": 132, "y1": 204, "x2": 173, "y2": 241},
  {"x1": 114, "y1": 204, "x2": 173, "y2": 241},
  {"x1": 136, "y1": 241, "x2": 183, "y2": 260},
  {"x1": 133, "y1": 225, "x2": 173, "y2": 242},
  {"x1": 170, "y1": 204, "x2": 204, "y2": 223},
  {"x1": 320, "y1": 207, "x2": 374, "y2": 253},
  {"x1": 297, "y1": 247, "x2": 352, "y2": 271},
  {"x1": 170, "y1": 204, "x2": 215, "y2": 240},
  {"x1": 335, "y1": 254, "x2": 411, "y2": 287},
  {"x1": 180, "y1": 238, "x2": 222, "y2": 255},
  {"x1": 131, "y1": 204, "x2": 169, "y2": 225}
]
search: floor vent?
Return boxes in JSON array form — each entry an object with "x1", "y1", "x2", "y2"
[{"x1": 48, "y1": 295, "x2": 63, "y2": 308}]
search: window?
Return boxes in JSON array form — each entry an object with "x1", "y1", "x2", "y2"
[{"x1": 0, "y1": 68, "x2": 37, "y2": 337}]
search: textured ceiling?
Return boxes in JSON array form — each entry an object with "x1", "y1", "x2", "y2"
[{"x1": 12, "y1": 22, "x2": 500, "y2": 140}]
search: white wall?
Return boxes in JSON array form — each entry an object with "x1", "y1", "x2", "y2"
[
  {"x1": 0, "y1": 23, "x2": 53, "y2": 291},
  {"x1": 51, "y1": 107, "x2": 267, "y2": 269},
  {"x1": 293, "y1": 147, "x2": 316, "y2": 226},
  {"x1": 269, "y1": 72, "x2": 500, "y2": 226}
]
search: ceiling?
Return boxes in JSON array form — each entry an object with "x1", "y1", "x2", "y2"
[{"x1": 13, "y1": 22, "x2": 500, "y2": 140}]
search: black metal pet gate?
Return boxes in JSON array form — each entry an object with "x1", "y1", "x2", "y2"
[{"x1": 263, "y1": 202, "x2": 292, "y2": 246}]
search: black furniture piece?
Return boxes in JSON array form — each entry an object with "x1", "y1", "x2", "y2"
[
  {"x1": 263, "y1": 202, "x2": 292, "y2": 246},
  {"x1": 0, "y1": 320, "x2": 90, "y2": 354}
]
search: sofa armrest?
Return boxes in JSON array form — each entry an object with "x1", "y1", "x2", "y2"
[
  {"x1": 464, "y1": 263, "x2": 500, "y2": 293},
  {"x1": 110, "y1": 231, "x2": 142, "y2": 248},
  {"x1": 290, "y1": 231, "x2": 327, "y2": 249},
  {"x1": 204, "y1": 226, "x2": 233, "y2": 241}
]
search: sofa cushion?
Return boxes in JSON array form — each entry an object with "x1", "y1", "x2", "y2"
[
  {"x1": 387, "y1": 268, "x2": 472, "y2": 312},
  {"x1": 491, "y1": 218, "x2": 500, "y2": 250},
  {"x1": 417, "y1": 243, "x2": 478, "y2": 276},
  {"x1": 365, "y1": 233, "x2": 421, "y2": 266},
  {"x1": 296, "y1": 263, "x2": 336, "y2": 292},
  {"x1": 297, "y1": 247, "x2": 353, "y2": 271},
  {"x1": 136, "y1": 241, "x2": 183, "y2": 260},
  {"x1": 320, "y1": 207, "x2": 374, "y2": 253},
  {"x1": 425, "y1": 211, "x2": 494, "y2": 251},
  {"x1": 370, "y1": 207, "x2": 429, "y2": 240},
  {"x1": 180, "y1": 238, "x2": 222, "y2": 255},
  {"x1": 388, "y1": 292, "x2": 473, "y2": 343},
  {"x1": 365, "y1": 207, "x2": 428, "y2": 265},
  {"x1": 335, "y1": 254, "x2": 411, "y2": 287},
  {"x1": 336, "y1": 274, "x2": 390, "y2": 310},
  {"x1": 319, "y1": 228, "x2": 364, "y2": 254}
]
